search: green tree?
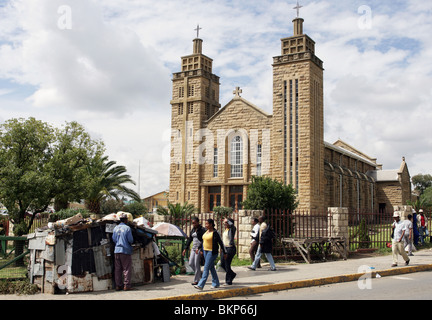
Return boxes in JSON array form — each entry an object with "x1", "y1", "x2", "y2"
[
  {"x1": 156, "y1": 202, "x2": 196, "y2": 227},
  {"x1": 419, "y1": 186, "x2": 432, "y2": 209},
  {"x1": 84, "y1": 155, "x2": 140, "y2": 214},
  {"x1": 412, "y1": 174, "x2": 432, "y2": 196},
  {"x1": 123, "y1": 201, "x2": 148, "y2": 218},
  {"x1": 242, "y1": 176, "x2": 299, "y2": 211},
  {"x1": 50, "y1": 121, "x2": 105, "y2": 211},
  {"x1": 0, "y1": 118, "x2": 56, "y2": 235}
]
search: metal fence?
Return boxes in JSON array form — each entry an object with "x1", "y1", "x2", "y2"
[
  {"x1": 165, "y1": 212, "x2": 240, "y2": 246},
  {"x1": 0, "y1": 237, "x2": 29, "y2": 280},
  {"x1": 264, "y1": 209, "x2": 332, "y2": 258},
  {"x1": 348, "y1": 210, "x2": 432, "y2": 251}
]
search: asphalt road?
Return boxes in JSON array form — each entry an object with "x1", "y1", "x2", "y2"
[{"x1": 224, "y1": 270, "x2": 432, "y2": 300}]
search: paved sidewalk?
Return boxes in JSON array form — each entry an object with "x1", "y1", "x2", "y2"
[{"x1": 3, "y1": 248, "x2": 432, "y2": 300}]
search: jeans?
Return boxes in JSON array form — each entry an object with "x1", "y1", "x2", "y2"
[
  {"x1": 221, "y1": 246, "x2": 237, "y2": 284},
  {"x1": 251, "y1": 245, "x2": 276, "y2": 270},
  {"x1": 197, "y1": 250, "x2": 219, "y2": 289},
  {"x1": 419, "y1": 226, "x2": 427, "y2": 244}
]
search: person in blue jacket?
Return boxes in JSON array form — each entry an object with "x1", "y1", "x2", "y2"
[{"x1": 112, "y1": 213, "x2": 134, "y2": 291}]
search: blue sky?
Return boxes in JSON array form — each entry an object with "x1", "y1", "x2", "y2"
[{"x1": 0, "y1": 0, "x2": 431, "y2": 198}]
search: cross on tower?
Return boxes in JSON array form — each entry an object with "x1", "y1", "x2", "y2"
[
  {"x1": 233, "y1": 86, "x2": 242, "y2": 98},
  {"x1": 293, "y1": 1, "x2": 303, "y2": 18},
  {"x1": 194, "y1": 24, "x2": 202, "y2": 38}
]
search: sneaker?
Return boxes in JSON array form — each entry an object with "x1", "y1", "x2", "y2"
[
  {"x1": 193, "y1": 285, "x2": 203, "y2": 290},
  {"x1": 211, "y1": 285, "x2": 220, "y2": 289},
  {"x1": 247, "y1": 266, "x2": 256, "y2": 271},
  {"x1": 268, "y1": 268, "x2": 277, "y2": 271},
  {"x1": 391, "y1": 264, "x2": 397, "y2": 267}
]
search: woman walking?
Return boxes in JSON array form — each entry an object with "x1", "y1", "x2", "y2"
[
  {"x1": 183, "y1": 217, "x2": 206, "y2": 285},
  {"x1": 221, "y1": 218, "x2": 237, "y2": 285},
  {"x1": 194, "y1": 219, "x2": 227, "y2": 290}
]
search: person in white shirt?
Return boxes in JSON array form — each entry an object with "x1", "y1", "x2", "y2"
[{"x1": 391, "y1": 212, "x2": 410, "y2": 267}]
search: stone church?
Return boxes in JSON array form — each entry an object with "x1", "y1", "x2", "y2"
[{"x1": 168, "y1": 15, "x2": 411, "y2": 213}]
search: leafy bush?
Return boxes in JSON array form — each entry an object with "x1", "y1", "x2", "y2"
[
  {"x1": 358, "y1": 218, "x2": 371, "y2": 249},
  {"x1": 242, "y1": 176, "x2": 298, "y2": 211},
  {"x1": 123, "y1": 201, "x2": 148, "y2": 218},
  {"x1": 48, "y1": 208, "x2": 91, "y2": 222},
  {"x1": 213, "y1": 206, "x2": 233, "y2": 219}
]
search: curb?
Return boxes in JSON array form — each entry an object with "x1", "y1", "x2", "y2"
[{"x1": 152, "y1": 264, "x2": 432, "y2": 300}]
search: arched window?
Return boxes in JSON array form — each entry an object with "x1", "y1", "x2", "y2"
[{"x1": 231, "y1": 136, "x2": 243, "y2": 177}]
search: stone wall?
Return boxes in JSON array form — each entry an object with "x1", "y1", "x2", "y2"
[
  {"x1": 328, "y1": 207, "x2": 349, "y2": 239},
  {"x1": 236, "y1": 210, "x2": 263, "y2": 260}
]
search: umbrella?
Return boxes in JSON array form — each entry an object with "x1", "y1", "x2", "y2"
[{"x1": 152, "y1": 222, "x2": 187, "y2": 237}]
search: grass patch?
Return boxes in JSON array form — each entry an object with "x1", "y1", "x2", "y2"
[{"x1": 231, "y1": 256, "x2": 252, "y2": 267}]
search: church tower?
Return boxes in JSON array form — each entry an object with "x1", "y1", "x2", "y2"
[
  {"x1": 271, "y1": 13, "x2": 325, "y2": 211},
  {"x1": 169, "y1": 27, "x2": 221, "y2": 208}
]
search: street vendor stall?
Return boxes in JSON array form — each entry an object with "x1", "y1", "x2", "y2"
[{"x1": 27, "y1": 212, "x2": 159, "y2": 294}]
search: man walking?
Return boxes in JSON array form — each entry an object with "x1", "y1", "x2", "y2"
[
  {"x1": 112, "y1": 213, "x2": 134, "y2": 291},
  {"x1": 391, "y1": 212, "x2": 410, "y2": 267}
]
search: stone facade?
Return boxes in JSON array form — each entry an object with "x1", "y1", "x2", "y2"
[{"x1": 168, "y1": 17, "x2": 411, "y2": 214}]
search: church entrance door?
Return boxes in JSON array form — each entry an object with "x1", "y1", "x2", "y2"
[
  {"x1": 208, "y1": 186, "x2": 221, "y2": 212},
  {"x1": 229, "y1": 186, "x2": 243, "y2": 213}
]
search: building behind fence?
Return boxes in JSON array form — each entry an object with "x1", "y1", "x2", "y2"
[{"x1": 1, "y1": 207, "x2": 431, "y2": 282}]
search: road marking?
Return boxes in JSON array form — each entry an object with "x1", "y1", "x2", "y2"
[{"x1": 393, "y1": 276, "x2": 413, "y2": 281}]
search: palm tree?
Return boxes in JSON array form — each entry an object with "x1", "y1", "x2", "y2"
[
  {"x1": 84, "y1": 155, "x2": 140, "y2": 214},
  {"x1": 156, "y1": 201, "x2": 196, "y2": 227}
]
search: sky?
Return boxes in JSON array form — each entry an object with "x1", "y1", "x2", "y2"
[{"x1": 0, "y1": 0, "x2": 431, "y2": 198}]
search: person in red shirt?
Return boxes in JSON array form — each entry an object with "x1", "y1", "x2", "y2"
[{"x1": 417, "y1": 209, "x2": 428, "y2": 245}]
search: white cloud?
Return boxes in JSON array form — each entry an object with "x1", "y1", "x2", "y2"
[{"x1": 1, "y1": 0, "x2": 432, "y2": 198}]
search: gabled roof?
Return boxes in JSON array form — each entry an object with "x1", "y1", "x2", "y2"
[
  {"x1": 333, "y1": 139, "x2": 378, "y2": 164},
  {"x1": 205, "y1": 96, "x2": 272, "y2": 124},
  {"x1": 366, "y1": 158, "x2": 409, "y2": 182},
  {"x1": 324, "y1": 141, "x2": 378, "y2": 168}
]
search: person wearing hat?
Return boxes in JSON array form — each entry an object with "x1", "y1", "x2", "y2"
[
  {"x1": 112, "y1": 213, "x2": 134, "y2": 291},
  {"x1": 417, "y1": 209, "x2": 428, "y2": 246},
  {"x1": 391, "y1": 212, "x2": 410, "y2": 267}
]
